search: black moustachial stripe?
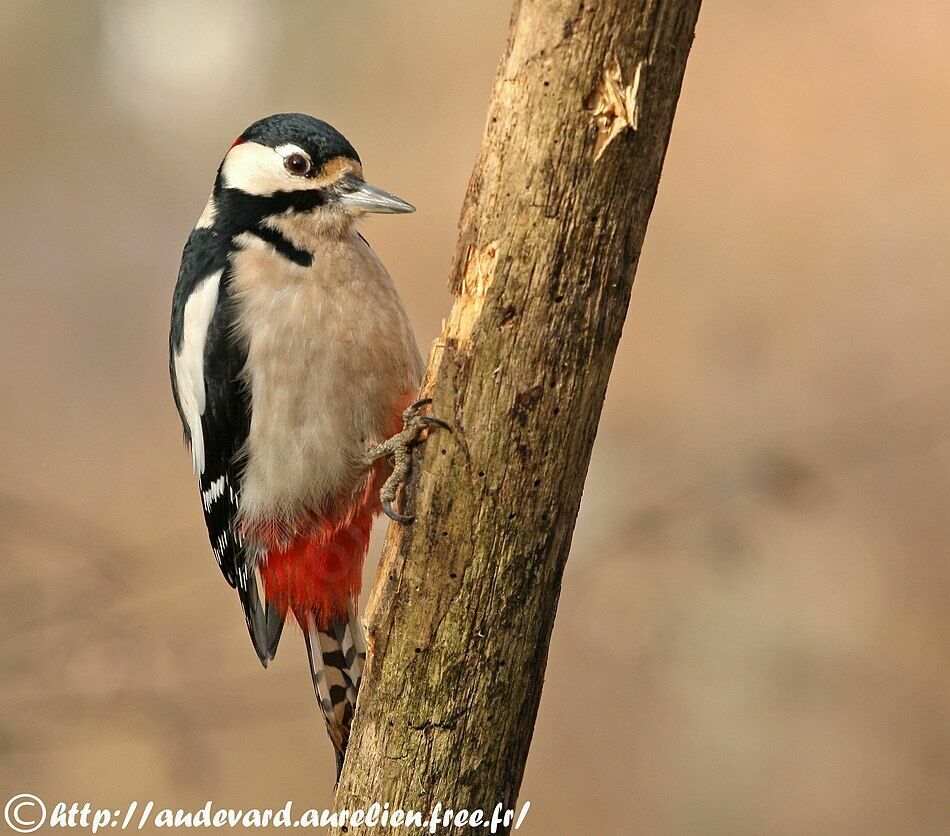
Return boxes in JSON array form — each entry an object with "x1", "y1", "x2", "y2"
[
  {"x1": 215, "y1": 184, "x2": 329, "y2": 228},
  {"x1": 213, "y1": 186, "x2": 330, "y2": 267},
  {"x1": 250, "y1": 225, "x2": 312, "y2": 267}
]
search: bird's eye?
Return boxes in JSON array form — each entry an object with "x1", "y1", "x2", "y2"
[{"x1": 284, "y1": 153, "x2": 311, "y2": 176}]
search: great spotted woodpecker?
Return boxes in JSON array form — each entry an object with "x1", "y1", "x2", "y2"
[{"x1": 169, "y1": 113, "x2": 445, "y2": 775}]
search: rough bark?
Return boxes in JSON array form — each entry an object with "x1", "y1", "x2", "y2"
[{"x1": 333, "y1": 0, "x2": 701, "y2": 829}]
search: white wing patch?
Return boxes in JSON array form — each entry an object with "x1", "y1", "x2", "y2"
[{"x1": 173, "y1": 269, "x2": 222, "y2": 474}]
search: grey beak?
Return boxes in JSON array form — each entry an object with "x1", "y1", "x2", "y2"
[{"x1": 338, "y1": 180, "x2": 415, "y2": 214}]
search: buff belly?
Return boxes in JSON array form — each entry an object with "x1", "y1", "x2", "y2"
[{"x1": 229, "y1": 229, "x2": 423, "y2": 622}]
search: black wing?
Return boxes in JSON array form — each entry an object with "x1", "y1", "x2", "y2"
[
  {"x1": 197, "y1": 273, "x2": 249, "y2": 589},
  {"x1": 200, "y1": 278, "x2": 283, "y2": 665},
  {"x1": 170, "y1": 226, "x2": 283, "y2": 665}
]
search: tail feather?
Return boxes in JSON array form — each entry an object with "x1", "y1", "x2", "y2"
[
  {"x1": 264, "y1": 601, "x2": 284, "y2": 660},
  {"x1": 303, "y1": 601, "x2": 367, "y2": 778},
  {"x1": 237, "y1": 564, "x2": 285, "y2": 667}
]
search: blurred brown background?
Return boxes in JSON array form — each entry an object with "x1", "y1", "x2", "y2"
[{"x1": 1, "y1": 1, "x2": 948, "y2": 833}]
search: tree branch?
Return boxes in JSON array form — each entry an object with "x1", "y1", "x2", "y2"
[{"x1": 333, "y1": 0, "x2": 702, "y2": 829}]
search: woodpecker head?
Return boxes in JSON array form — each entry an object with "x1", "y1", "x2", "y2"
[{"x1": 206, "y1": 113, "x2": 413, "y2": 241}]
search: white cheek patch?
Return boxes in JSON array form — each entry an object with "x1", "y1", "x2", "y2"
[
  {"x1": 220, "y1": 141, "x2": 309, "y2": 196},
  {"x1": 174, "y1": 269, "x2": 222, "y2": 473}
]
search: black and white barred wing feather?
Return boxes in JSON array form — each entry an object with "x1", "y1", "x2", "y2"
[{"x1": 170, "y1": 227, "x2": 283, "y2": 665}]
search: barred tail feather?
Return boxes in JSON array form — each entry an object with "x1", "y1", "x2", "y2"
[{"x1": 303, "y1": 600, "x2": 367, "y2": 778}]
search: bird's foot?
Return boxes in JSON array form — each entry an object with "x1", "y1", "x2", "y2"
[{"x1": 367, "y1": 398, "x2": 451, "y2": 524}]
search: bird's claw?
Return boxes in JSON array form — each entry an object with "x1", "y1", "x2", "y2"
[
  {"x1": 382, "y1": 497, "x2": 414, "y2": 525},
  {"x1": 418, "y1": 415, "x2": 452, "y2": 433},
  {"x1": 368, "y1": 398, "x2": 451, "y2": 525}
]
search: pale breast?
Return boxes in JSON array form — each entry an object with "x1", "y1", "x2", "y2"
[{"x1": 229, "y1": 230, "x2": 423, "y2": 527}]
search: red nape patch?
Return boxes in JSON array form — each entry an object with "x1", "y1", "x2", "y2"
[
  {"x1": 259, "y1": 510, "x2": 373, "y2": 629},
  {"x1": 228, "y1": 135, "x2": 246, "y2": 150}
]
